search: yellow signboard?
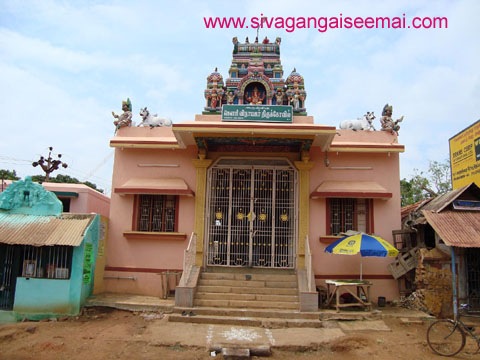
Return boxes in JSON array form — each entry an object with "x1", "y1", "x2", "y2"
[{"x1": 449, "y1": 120, "x2": 480, "y2": 189}]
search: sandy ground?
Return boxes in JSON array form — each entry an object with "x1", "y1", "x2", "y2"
[{"x1": 1, "y1": 307, "x2": 480, "y2": 359}]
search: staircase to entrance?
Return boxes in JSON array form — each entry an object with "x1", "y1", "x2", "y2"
[
  {"x1": 170, "y1": 267, "x2": 322, "y2": 327},
  {"x1": 195, "y1": 267, "x2": 298, "y2": 310}
]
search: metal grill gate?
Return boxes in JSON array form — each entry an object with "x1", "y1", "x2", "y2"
[
  {"x1": 466, "y1": 248, "x2": 480, "y2": 310},
  {"x1": 206, "y1": 160, "x2": 297, "y2": 268},
  {"x1": 0, "y1": 244, "x2": 19, "y2": 310}
]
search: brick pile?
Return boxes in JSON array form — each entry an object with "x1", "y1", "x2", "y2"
[{"x1": 394, "y1": 248, "x2": 453, "y2": 318}]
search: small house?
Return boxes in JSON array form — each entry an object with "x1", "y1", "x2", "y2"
[
  {"x1": 393, "y1": 182, "x2": 480, "y2": 316},
  {"x1": 0, "y1": 177, "x2": 102, "y2": 321}
]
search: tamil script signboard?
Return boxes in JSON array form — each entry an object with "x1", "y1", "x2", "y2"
[
  {"x1": 83, "y1": 242, "x2": 94, "y2": 284},
  {"x1": 222, "y1": 104, "x2": 293, "y2": 123},
  {"x1": 449, "y1": 120, "x2": 480, "y2": 189}
]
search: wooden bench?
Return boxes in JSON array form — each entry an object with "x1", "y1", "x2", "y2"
[{"x1": 325, "y1": 279, "x2": 372, "y2": 312}]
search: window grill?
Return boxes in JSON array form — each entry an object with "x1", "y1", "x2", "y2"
[
  {"x1": 137, "y1": 195, "x2": 177, "y2": 232},
  {"x1": 330, "y1": 198, "x2": 356, "y2": 235},
  {"x1": 21, "y1": 245, "x2": 72, "y2": 279}
]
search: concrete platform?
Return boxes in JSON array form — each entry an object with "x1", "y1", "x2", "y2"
[
  {"x1": 86, "y1": 293, "x2": 432, "y2": 324},
  {"x1": 85, "y1": 293, "x2": 175, "y2": 312},
  {"x1": 141, "y1": 321, "x2": 346, "y2": 351},
  {"x1": 169, "y1": 313, "x2": 325, "y2": 328},
  {"x1": 339, "y1": 319, "x2": 392, "y2": 331},
  {"x1": 379, "y1": 306, "x2": 434, "y2": 319}
]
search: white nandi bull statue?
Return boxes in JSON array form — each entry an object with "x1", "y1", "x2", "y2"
[
  {"x1": 138, "y1": 107, "x2": 172, "y2": 127},
  {"x1": 339, "y1": 112, "x2": 376, "y2": 131}
]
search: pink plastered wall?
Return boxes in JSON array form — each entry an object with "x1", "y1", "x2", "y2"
[
  {"x1": 41, "y1": 182, "x2": 110, "y2": 217},
  {"x1": 1, "y1": 181, "x2": 110, "y2": 217},
  {"x1": 105, "y1": 144, "x2": 197, "y2": 296},
  {"x1": 105, "y1": 127, "x2": 403, "y2": 299},
  {"x1": 308, "y1": 147, "x2": 402, "y2": 300}
]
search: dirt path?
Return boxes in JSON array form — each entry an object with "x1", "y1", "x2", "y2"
[{"x1": 1, "y1": 307, "x2": 479, "y2": 359}]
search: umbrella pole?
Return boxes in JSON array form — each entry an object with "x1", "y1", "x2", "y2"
[{"x1": 360, "y1": 257, "x2": 363, "y2": 281}]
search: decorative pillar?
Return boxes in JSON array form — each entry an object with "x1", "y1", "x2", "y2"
[
  {"x1": 294, "y1": 156, "x2": 315, "y2": 269},
  {"x1": 192, "y1": 155, "x2": 213, "y2": 267}
]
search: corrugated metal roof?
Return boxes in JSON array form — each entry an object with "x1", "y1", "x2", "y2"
[
  {"x1": 422, "y1": 210, "x2": 480, "y2": 248},
  {"x1": 420, "y1": 183, "x2": 480, "y2": 213},
  {"x1": 401, "y1": 198, "x2": 433, "y2": 219},
  {"x1": 0, "y1": 213, "x2": 95, "y2": 246}
]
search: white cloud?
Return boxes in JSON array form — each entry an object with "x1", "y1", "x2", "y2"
[
  {"x1": 0, "y1": 61, "x2": 113, "y2": 188},
  {"x1": 1, "y1": 0, "x2": 479, "y2": 185}
]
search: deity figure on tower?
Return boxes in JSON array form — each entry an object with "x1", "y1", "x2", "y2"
[
  {"x1": 380, "y1": 104, "x2": 404, "y2": 135},
  {"x1": 246, "y1": 86, "x2": 265, "y2": 105},
  {"x1": 112, "y1": 98, "x2": 132, "y2": 131},
  {"x1": 226, "y1": 90, "x2": 237, "y2": 104},
  {"x1": 275, "y1": 88, "x2": 285, "y2": 105}
]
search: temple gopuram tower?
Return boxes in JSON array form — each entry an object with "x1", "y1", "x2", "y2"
[{"x1": 204, "y1": 36, "x2": 307, "y2": 115}]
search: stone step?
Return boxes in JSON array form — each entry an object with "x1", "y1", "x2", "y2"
[
  {"x1": 222, "y1": 348, "x2": 251, "y2": 358},
  {"x1": 168, "y1": 313, "x2": 323, "y2": 328},
  {"x1": 201, "y1": 272, "x2": 297, "y2": 282},
  {"x1": 196, "y1": 285, "x2": 298, "y2": 296},
  {"x1": 198, "y1": 279, "x2": 297, "y2": 288},
  {"x1": 193, "y1": 299, "x2": 299, "y2": 310},
  {"x1": 173, "y1": 306, "x2": 319, "y2": 320},
  {"x1": 320, "y1": 311, "x2": 382, "y2": 321},
  {"x1": 204, "y1": 266, "x2": 295, "y2": 274},
  {"x1": 198, "y1": 279, "x2": 264, "y2": 288},
  {"x1": 195, "y1": 292, "x2": 299, "y2": 303}
]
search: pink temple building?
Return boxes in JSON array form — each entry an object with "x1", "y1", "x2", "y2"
[{"x1": 105, "y1": 37, "x2": 404, "y2": 311}]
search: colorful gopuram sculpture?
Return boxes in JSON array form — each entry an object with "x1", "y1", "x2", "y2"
[
  {"x1": 203, "y1": 37, "x2": 307, "y2": 115},
  {"x1": 204, "y1": 68, "x2": 225, "y2": 112},
  {"x1": 285, "y1": 68, "x2": 307, "y2": 112},
  {"x1": 380, "y1": 104, "x2": 404, "y2": 135},
  {"x1": 112, "y1": 98, "x2": 132, "y2": 131}
]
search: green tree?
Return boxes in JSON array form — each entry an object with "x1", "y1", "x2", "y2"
[
  {"x1": 30, "y1": 175, "x2": 46, "y2": 183},
  {"x1": 400, "y1": 174, "x2": 432, "y2": 207},
  {"x1": 428, "y1": 160, "x2": 452, "y2": 195},
  {"x1": 400, "y1": 159, "x2": 452, "y2": 207},
  {"x1": 0, "y1": 169, "x2": 20, "y2": 180}
]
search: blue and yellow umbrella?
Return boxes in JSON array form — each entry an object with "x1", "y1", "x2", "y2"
[{"x1": 325, "y1": 233, "x2": 399, "y2": 280}]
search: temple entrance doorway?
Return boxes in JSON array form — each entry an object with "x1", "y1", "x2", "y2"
[{"x1": 205, "y1": 158, "x2": 297, "y2": 268}]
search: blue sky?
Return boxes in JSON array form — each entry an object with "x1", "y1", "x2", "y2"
[{"x1": 1, "y1": 0, "x2": 479, "y2": 194}]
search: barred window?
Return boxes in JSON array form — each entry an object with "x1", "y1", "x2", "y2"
[
  {"x1": 328, "y1": 198, "x2": 372, "y2": 235},
  {"x1": 137, "y1": 195, "x2": 177, "y2": 232},
  {"x1": 21, "y1": 245, "x2": 73, "y2": 279}
]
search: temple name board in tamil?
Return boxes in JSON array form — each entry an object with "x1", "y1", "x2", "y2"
[{"x1": 222, "y1": 105, "x2": 293, "y2": 123}]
